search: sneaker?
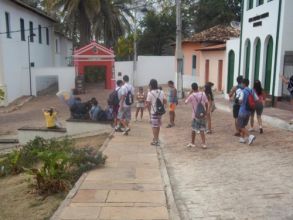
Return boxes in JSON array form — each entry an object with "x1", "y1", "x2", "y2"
[
  {"x1": 259, "y1": 128, "x2": 263, "y2": 134},
  {"x1": 248, "y1": 135, "x2": 256, "y2": 145},
  {"x1": 166, "y1": 124, "x2": 173, "y2": 128},
  {"x1": 150, "y1": 141, "x2": 159, "y2": 146},
  {"x1": 206, "y1": 130, "x2": 212, "y2": 134},
  {"x1": 186, "y1": 143, "x2": 196, "y2": 148},
  {"x1": 239, "y1": 137, "x2": 246, "y2": 143},
  {"x1": 115, "y1": 127, "x2": 123, "y2": 132},
  {"x1": 202, "y1": 144, "x2": 207, "y2": 149}
]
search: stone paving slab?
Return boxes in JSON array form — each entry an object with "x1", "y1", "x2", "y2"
[{"x1": 55, "y1": 121, "x2": 170, "y2": 220}]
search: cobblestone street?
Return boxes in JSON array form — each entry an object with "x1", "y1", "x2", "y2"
[{"x1": 161, "y1": 103, "x2": 293, "y2": 220}]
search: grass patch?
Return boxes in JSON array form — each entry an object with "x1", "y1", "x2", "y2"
[{"x1": 0, "y1": 134, "x2": 108, "y2": 220}]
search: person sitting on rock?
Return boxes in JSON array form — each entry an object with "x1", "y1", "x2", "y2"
[
  {"x1": 42, "y1": 107, "x2": 58, "y2": 129},
  {"x1": 89, "y1": 98, "x2": 101, "y2": 121}
]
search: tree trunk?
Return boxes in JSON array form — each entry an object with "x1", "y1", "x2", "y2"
[{"x1": 79, "y1": 4, "x2": 91, "y2": 46}]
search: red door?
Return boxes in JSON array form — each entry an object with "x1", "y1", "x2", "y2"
[
  {"x1": 205, "y1": 60, "x2": 209, "y2": 83},
  {"x1": 218, "y1": 60, "x2": 223, "y2": 91}
]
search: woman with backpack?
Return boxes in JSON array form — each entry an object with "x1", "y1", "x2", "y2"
[
  {"x1": 249, "y1": 80, "x2": 266, "y2": 134},
  {"x1": 146, "y1": 79, "x2": 167, "y2": 146},
  {"x1": 185, "y1": 83, "x2": 209, "y2": 149}
]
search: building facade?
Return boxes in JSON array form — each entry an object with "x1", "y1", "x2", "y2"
[
  {"x1": 181, "y1": 25, "x2": 239, "y2": 91},
  {"x1": 226, "y1": 0, "x2": 293, "y2": 102},
  {"x1": 0, "y1": 0, "x2": 72, "y2": 106}
]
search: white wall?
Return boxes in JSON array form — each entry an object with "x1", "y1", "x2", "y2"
[
  {"x1": 31, "y1": 67, "x2": 75, "y2": 96},
  {"x1": 35, "y1": 75, "x2": 58, "y2": 94},
  {"x1": 0, "y1": 0, "x2": 55, "y2": 102},
  {"x1": 183, "y1": 75, "x2": 196, "y2": 89},
  {"x1": 115, "y1": 56, "x2": 175, "y2": 87}
]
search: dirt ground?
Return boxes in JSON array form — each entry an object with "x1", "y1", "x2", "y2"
[
  {"x1": 0, "y1": 134, "x2": 108, "y2": 220},
  {"x1": 0, "y1": 83, "x2": 112, "y2": 135},
  {"x1": 161, "y1": 102, "x2": 293, "y2": 219}
]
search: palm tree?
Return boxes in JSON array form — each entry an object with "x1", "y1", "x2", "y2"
[
  {"x1": 52, "y1": 0, "x2": 102, "y2": 46},
  {"x1": 93, "y1": 0, "x2": 132, "y2": 47}
]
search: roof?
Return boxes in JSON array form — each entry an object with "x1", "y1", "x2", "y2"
[
  {"x1": 10, "y1": 0, "x2": 57, "y2": 22},
  {"x1": 184, "y1": 25, "x2": 240, "y2": 43},
  {"x1": 195, "y1": 44, "x2": 226, "y2": 51}
]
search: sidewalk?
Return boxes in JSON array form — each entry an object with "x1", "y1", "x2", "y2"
[
  {"x1": 215, "y1": 95, "x2": 293, "y2": 131},
  {"x1": 52, "y1": 121, "x2": 170, "y2": 220}
]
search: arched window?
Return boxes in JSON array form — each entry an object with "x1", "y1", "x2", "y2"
[
  {"x1": 244, "y1": 40, "x2": 251, "y2": 78},
  {"x1": 227, "y1": 50, "x2": 235, "y2": 93},
  {"x1": 264, "y1": 36, "x2": 273, "y2": 93},
  {"x1": 254, "y1": 38, "x2": 261, "y2": 81}
]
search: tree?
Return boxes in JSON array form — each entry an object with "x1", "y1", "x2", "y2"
[
  {"x1": 194, "y1": 0, "x2": 241, "y2": 32},
  {"x1": 93, "y1": 0, "x2": 132, "y2": 48},
  {"x1": 137, "y1": 9, "x2": 176, "y2": 55},
  {"x1": 115, "y1": 34, "x2": 134, "y2": 61}
]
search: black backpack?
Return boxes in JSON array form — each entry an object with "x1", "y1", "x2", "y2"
[
  {"x1": 194, "y1": 93, "x2": 206, "y2": 119},
  {"x1": 125, "y1": 88, "x2": 133, "y2": 105},
  {"x1": 96, "y1": 110, "x2": 108, "y2": 121},
  {"x1": 108, "y1": 88, "x2": 120, "y2": 106},
  {"x1": 152, "y1": 91, "x2": 166, "y2": 116}
]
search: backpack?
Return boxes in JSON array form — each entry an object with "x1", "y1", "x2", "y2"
[
  {"x1": 96, "y1": 110, "x2": 108, "y2": 121},
  {"x1": 194, "y1": 93, "x2": 206, "y2": 119},
  {"x1": 108, "y1": 88, "x2": 120, "y2": 106},
  {"x1": 152, "y1": 91, "x2": 166, "y2": 116},
  {"x1": 125, "y1": 86, "x2": 134, "y2": 105},
  {"x1": 245, "y1": 89, "x2": 256, "y2": 111}
]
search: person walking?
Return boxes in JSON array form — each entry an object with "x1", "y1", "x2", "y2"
[
  {"x1": 185, "y1": 82, "x2": 208, "y2": 149},
  {"x1": 249, "y1": 80, "x2": 266, "y2": 134},
  {"x1": 146, "y1": 79, "x2": 166, "y2": 146},
  {"x1": 135, "y1": 87, "x2": 146, "y2": 121},
  {"x1": 229, "y1": 75, "x2": 244, "y2": 136},
  {"x1": 117, "y1": 75, "x2": 134, "y2": 135},
  {"x1": 237, "y1": 78, "x2": 258, "y2": 145},
  {"x1": 204, "y1": 82, "x2": 215, "y2": 134},
  {"x1": 166, "y1": 81, "x2": 178, "y2": 128}
]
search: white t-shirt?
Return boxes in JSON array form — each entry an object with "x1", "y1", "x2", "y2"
[
  {"x1": 118, "y1": 83, "x2": 135, "y2": 107},
  {"x1": 147, "y1": 89, "x2": 165, "y2": 114}
]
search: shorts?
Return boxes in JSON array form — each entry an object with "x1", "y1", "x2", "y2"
[
  {"x1": 151, "y1": 114, "x2": 162, "y2": 128},
  {"x1": 113, "y1": 105, "x2": 119, "y2": 118},
  {"x1": 237, "y1": 114, "x2": 250, "y2": 129},
  {"x1": 117, "y1": 106, "x2": 131, "y2": 122},
  {"x1": 192, "y1": 118, "x2": 206, "y2": 133},
  {"x1": 169, "y1": 103, "x2": 176, "y2": 112},
  {"x1": 252, "y1": 102, "x2": 263, "y2": 116},
  {"x1": 233, "y1": 104, "x2": 240, "y2": 119},
  {"x1": 136, "y1": 102, "x2": 145, "y2": 108}
]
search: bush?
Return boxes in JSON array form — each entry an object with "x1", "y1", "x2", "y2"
[{"x1": 0, "y1": 137, "x2": 107, "y2": 194}]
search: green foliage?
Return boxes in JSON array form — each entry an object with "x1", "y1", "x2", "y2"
[
  {"x1": 0, "y1": 137, "x2": 107, "y2": 195},
  {"x1": 0, "y1": 88, "x2": 5, "y2": 101},
  {"x1": 115, "y1": 34, "x2": 134, "y2": 61},
  {"x1": 194, "y1": 0, "x2": 241, "y2": 32}
]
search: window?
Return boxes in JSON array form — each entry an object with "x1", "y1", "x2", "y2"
[
  {"x1": 192, "y1": 55, "x2": 197, "y2": 69},
  {"x1": 46, "y1": 27, "x2": 49, "y2": 45},
  {"x1": 38, "y1": 25, "x2": 42, "y2": 44},
  {"x1": 5, "y1": 12, "x2": 11, "y2": 38},
  {"x1": 29, "y1": 21, "x2": 34, "y2": 42},
  {"x1": 247, "y1": 0, "x2": 253, "y2": 10},
  {"x1": 55, "y1": 39, "x2": 59, "y2": 53},
  {"x1": 257, "y1": 0, "x2": 264, "y2": 6},
  {"x1": 20, "y1": 18, "x2": 25, "y2": 41}
]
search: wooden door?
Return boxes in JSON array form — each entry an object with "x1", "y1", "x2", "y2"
[
  {"x1": 205, "y1": 60, "x2": 210, "y2": 83},
  {"x1": 218, "y1": 60, "x2": 223, "y2": 91}
]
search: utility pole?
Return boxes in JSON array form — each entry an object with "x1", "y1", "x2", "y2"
[{"x1": 175, "y1": 0, "x2": 183, "y2": 98}]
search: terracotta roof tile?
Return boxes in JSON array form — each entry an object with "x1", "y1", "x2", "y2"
[{"x1": 184, "y1": 25, "x2": 240, "y2": 43}]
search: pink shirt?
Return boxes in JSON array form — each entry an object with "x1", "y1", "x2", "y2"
[{"x1": 185, "y1": 92, "x2": 208, "y2": 119}]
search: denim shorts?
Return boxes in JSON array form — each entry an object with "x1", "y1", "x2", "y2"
[
  {"x1": 192, "y1": 118, "x2": 206, "y2": 133},
  {"x1": 117, "y1": 106, "x2": 131, "y2": 122},
  {"x1": 237, "y1": 114, "x2": 250, "y2": 129}
]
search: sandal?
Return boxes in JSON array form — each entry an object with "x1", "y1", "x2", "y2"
[{"x1": 166, "y1": 124, "x2": 173, "y2": 128}]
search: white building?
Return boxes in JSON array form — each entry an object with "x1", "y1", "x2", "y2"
[
  {"x1": 226, "y1": 0, "x2": 293, "y2": 103},
  {"x1": 0, "y1": 0, "x2": 73, "y2": 106}
]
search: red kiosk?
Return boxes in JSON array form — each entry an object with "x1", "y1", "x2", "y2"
[{"x1": 73, "y1": 41, "x2": 115, "y2": 89}]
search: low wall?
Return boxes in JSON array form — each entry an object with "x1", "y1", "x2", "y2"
[
  {"x1": 66, "y1": 119, "x2": 112, "y2": 136},
  {"x1": 18, "y1": 127, "x2": 67, "y2": 145},
  {"x1": 31, "y1": 67, "x2": 75, "y2": 96},
  {"x1": 183, "y1": 75, "x2": 197, "y2": 89}
]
